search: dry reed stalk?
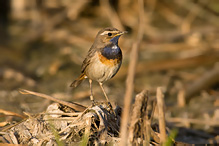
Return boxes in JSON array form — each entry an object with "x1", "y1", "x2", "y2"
[
  {"x1": 157, "y1": 2, "x2": 182, "y2": 26},
  {"x1": 185, "y1": 63, "x2": 219, "y2": 101},
  {"x1": 180, "y1": 0, "x2": 209, "y2": 34},
  {"x1": 146, "y1": 0, "x2": 157, "y2": 15},
  {"x1": 119, "y1": 37, "x2": 138, "y2": 145},
  {"x1": 166, "y1": 117, "x2": 219, "y2": 126},
  {"x1": 119, "y1": 0, "x2": 145, "y2": 145},
  {"x1": 100, "y1": 0, "x2": 124, "y2": 30},
  {"x1": 117, "y1": 53, "x2": 219, "y2": 79},
  {"x1": 144, "y1": 92, "x2": 151, "y2": 146},
  {"x1": 0, "y1": 109, "x2": 26, "y2": 119},
  {"x1": 137, "y1": 54, "x2": 218, "y2": 73},
  {"x1": 147, "y1": 101, "x2": 161, "y2": 144},
  {"x1": 156, "y1": 87, "x2": 167, "y2": 143},
  {"x1": 128, "y1": 90, "x2": 148, "y2": 144},
  {"x1": 177, "y1": 89, "x2": 186, "y2": 107},
  {"x1": 19, "y1": 89, "x2": 87, "y2": 112},
  {"x1": 66, "y1": 0, "x2": 90, "y2": 20},
  {"x1": 174, "y1": 1, "x2": 219, "y2": 26}
]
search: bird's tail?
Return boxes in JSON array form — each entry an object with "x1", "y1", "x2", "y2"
[{"x1": 70, "y1": 73, "x2": 86, "y2": 88}]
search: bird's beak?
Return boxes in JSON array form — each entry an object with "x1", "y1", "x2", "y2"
[
  {"x1": 121, "y1": 31, "x2": 128, "y2": 34},
  {"x1": 115, "y1": 31, "x2": 128, "y2": 37}
]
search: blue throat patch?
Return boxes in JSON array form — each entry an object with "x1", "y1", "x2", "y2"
[
  {"x1": 110, "y1": 35, "x2": 120, "y2": 44},
  {"x1": 100, "y1": 35, "x2": 122, "y2": 59},
  {"x1": 101, "y1": 44, "x2": 122, "y2": 59}
]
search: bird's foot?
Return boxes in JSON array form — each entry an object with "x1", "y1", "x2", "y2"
[
  {"x1": 106, "y1": 102, "x2": 116, "y2": 116},
  {"x1": 106, "y1": 101, "x2": 112, "y2": 109},
  {"x1": 91, "y1": 100, "x2": 98, "y2": 106}
]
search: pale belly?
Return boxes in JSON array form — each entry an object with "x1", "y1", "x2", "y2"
[{"x1": 85, "y1": 52, "x2": 122, "y2": 83}]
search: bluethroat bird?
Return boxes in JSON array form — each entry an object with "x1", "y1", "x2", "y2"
[{"x1": 70, "y1": 27, "x2": 127, "y2": 103}]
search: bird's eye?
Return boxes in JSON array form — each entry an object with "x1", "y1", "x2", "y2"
[{"x1": 108, "y1": 33, "x2": 112, "y2": 36}]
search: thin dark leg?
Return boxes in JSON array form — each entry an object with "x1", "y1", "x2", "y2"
[{"x1": 99, "y1": 82, "x2": 109, "y2": 101}]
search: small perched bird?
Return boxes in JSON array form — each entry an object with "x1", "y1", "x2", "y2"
[{"x1": 70, "y1": 27, "x2": 127, "y2": 103}]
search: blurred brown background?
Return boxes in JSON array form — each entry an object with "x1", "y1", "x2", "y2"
[{"x1": 0, "y1": 0, "x2": 218, "y2": 141}]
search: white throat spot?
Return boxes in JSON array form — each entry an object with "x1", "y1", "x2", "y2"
[{"x1": 112, "y1": 45, "x2": 118, "y2": 49}]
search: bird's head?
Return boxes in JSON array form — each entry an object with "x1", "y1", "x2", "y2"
[{"x1": 95, "y1": 27, "x2": 127, "y2": 45}]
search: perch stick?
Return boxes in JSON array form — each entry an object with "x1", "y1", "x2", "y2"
[
  {"x1": 156, "y1": 87, "x2": 167, "y2": 143},
  {"x1": 19, "y1": 89, "x2": 87, "y2": 112}
]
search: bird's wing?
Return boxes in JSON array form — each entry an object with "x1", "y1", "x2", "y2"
[{"x1": 81, "y1": 45, "x2": 97, "y2": 73}]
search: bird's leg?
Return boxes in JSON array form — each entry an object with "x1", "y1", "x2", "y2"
[
  {"x1": 89, "y1": 79, "x2": 95, "y2": 105},
  {"x1": 99, "y1": 82, "x2": 109, "y2": 101},
  {"x1": 99, "y1": 82, "x2": 116, "y2": 115}
]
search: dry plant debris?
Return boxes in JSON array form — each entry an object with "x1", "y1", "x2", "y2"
[
  {"x1": 0, "y1": 90, "x2": 162, "y2": 145},
  {"x1": 0, "y1": 102, "x2": 121, "y2": 145},
  {"x1": 0, "y1": 89, "x2": 218, "y2": 145}
]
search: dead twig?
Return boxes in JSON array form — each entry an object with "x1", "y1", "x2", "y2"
[
  {"x1": 100, "y1": 0, "x2": 124, "y2": 30},
  {"x1": 128, "y1": 90, "x2": 148, "y2": 144},
  {"x1": 175, "y1": 0, "x2": 219, "y2": 26},
  {"x1": 180, "y1": 0, "x2": 209, "y2": 34},
  {"x1": 177, "y1": 89, "x2": 186, "y2": 107},
  {"x1": 156, "y1": 87, "x2": 167, "y2": 143},
  {"x1": 185, "y1": 63, "x2": 219, "y2": 102},
  {"x1": 157, "y1": 2, "x2": 183, "y2": 26},
  {"x1": 117, "y1": 53, "x2": 219, "y2": 79},
  {"x1": 147, "y1": 100, "x2": 161, "y2": 143},
  {"x1": 166, "y1": 117, "x2": 219, "y2": 126},
  {"x1": 66, "y1": 0, "x2": 90, "y2": 20},
  {"x1": 0, "y1": 109, "x2": 26, "y2": 119},
  {"x1": 19, "y1": 89, "x2": 87, "y2": 112},
  {"x1": 119, "y1": 0, "x2": 145, "y2": 145},
  {"x1": 144, "y1": 91, "x2": 151, "y2": 146}
]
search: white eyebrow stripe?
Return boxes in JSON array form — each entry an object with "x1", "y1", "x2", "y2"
[
  {"x1": 100, "y1": 30, "x2": 119, "y2": 35},
  {"x1": 100, "y1": 31, "x2": 108, "y2": 35}
]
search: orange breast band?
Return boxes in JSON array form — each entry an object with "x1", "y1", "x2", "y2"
[{"x1": 98, "y1": 52, "x2": 121, "y2": 67}]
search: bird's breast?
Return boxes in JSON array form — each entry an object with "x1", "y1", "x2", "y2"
[
  {"x1": 100, "y1": 45, "x2": 122, "y2": 60},
  {"x1": 99, "y1": 46, "x2": 122, "y2": 66},
  {"x1": 84, "y1": 45, "x2": 122, "y2": 82},
  {"x1": 98, "y1": 52, "x2": 121, "y2": 67}
]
